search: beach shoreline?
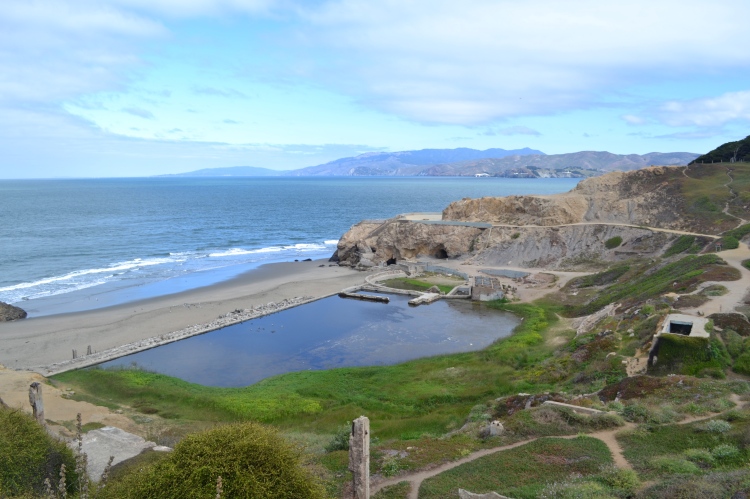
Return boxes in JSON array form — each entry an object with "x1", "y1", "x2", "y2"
[{"x1": 0, "y1": 259, "x2": 369, "y2": 372}]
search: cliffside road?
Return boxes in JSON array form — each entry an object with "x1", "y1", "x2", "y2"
[{"x1": 401, "y1": 213, "x2": 721, "y2": 239}]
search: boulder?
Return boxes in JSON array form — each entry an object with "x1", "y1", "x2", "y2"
[
  {"x1": 0, "y1": 302, "x2": 27, "y2": 322},
  {"x1": 488, "y1": 420, "x2": 505, "y2": 436}
]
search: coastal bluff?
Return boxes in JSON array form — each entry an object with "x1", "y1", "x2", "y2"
[{"x1": 335, "y1": 164, "x2": 744, "y2": 270}]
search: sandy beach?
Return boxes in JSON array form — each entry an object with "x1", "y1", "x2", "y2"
[{"x1": 0, "y1": 260, "x2": 368, "y2": 371}]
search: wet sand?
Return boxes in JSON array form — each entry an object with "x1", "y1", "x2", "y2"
[{"x1": 0, "y1": 260, "x2": 368, "y2": 371}]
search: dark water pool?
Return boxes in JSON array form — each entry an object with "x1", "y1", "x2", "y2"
[{"x1": 98, "y1": 293, "x2": 519, "y2": 387}]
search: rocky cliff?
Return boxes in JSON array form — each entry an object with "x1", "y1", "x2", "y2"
[
  {"x1": 444, "y1": 167, "x2": 692, "y2": 229},
  {"x1": 335, "y1": 164, "x2": 748, "y2": 270}
]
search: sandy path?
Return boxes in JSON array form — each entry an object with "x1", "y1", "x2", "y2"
[
  {"x1": 0, "y1": 260, "x2": 368, "y2": 371},
  {"x1": 682, "y1": 241, "x2": 750, "y2": 317},
  {"x1": 0, "y1": 367, "x2": 139, "y2": 436}
]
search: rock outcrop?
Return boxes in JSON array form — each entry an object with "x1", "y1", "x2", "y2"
[
  {"x1": 0, "y1": 302, "x2": 27, "y2": 322},
  {"x1": 336, "y1": 218, "x2": 670, "y2": 270},
  {"x1": 334, "y1": 165, "x2": 742, "y2": 269},
  {"x1": 444, "y1": 167, "x2": 693, "y2": 229},
  {"x1": 337, "y1": 220, "x2": 484, "y2": 268}
]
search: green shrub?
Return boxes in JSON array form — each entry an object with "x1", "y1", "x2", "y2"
[
  {"x1": 720, "y1": 236, "x2": 740, "y2": 250},
  {"x1": 511, "y1": 232, "x2": 520, "y2": 239},
  {"x1": 605, "y1": 236, "x2": 622, "y2": 249},
  {"x1": 651, "y1": 456, "x2": 701, "y2": 474},
  {"x1": 100, "y1": 422, "x2": 326, "y2": 499},
  {"x1": 683, "y1": 448, "x2": 715, "y2": 468},
  {"x1": 711, "y1": 444, "x2": 740, "y2": 462},
  {"x1": 697, "y1": 419, "x2": 731, "y2": 434},
  {"x1": 596, "y1": 464, "x2": 640, "y2": 494},
  {"x1": 325, "y1": 421, "x2": 351, "y2": 452},
  {"x1": 665, "y1": 235, "x2": 696, "y2": 257},
  {"x1": 733, "y1": 352, "x2": 750, "y2": 375},
  {"x1": 0, "y1": 407, "x2": 79, "y2": 497}
]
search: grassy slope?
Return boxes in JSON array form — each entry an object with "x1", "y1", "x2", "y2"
[
  {"x1": 676, "y1": 162, "x2": 750, "y2": 232},
  {"x1": 418, "y1": 437, "x2": 613, "y2": 499}
]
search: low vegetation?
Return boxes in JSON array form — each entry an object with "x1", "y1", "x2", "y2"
[
  {"x1": 419, "y1": 437, "x2": 613, "y2": 499},
  {"x1": 382, "y1": 277, "x2": 455, "y2": 294},
  {"x1": 0, "y1": 407, "x2": 79, "y2": 497},
  {"x1": 605, "y1": 236, "x2": 622, "y2": 249},
  {"x1": 99, "y1": 422, "x2": 326, "y2": 499}
]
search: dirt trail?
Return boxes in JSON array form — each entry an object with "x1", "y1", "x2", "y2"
[
  {"x1": 684, "y1": 241, "x2": 750, "y2": 317},
  {"x1": 373, "y1": 396, "x2": 748, "y2": 498}
]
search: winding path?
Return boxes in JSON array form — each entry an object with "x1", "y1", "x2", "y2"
[{"x1": 372, "y1": 395, "x2": 748, "y2": 498}]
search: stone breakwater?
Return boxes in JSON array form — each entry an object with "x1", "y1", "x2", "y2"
[{"x1": 33, "y1": 296, "x2": 315, "y2": 377}]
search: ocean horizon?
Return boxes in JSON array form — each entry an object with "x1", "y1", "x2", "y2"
[{"x1": 0, "y1": 176, "x2": 579, "y2": 316}]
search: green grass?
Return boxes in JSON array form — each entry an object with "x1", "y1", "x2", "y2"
[
  {"x1": 743, "y1": 259, "x2": 750, "y2": 271},
  {"x1": 570, "y1": 265, "x2": 629, "y2": 288},
  {"x1": 55, "y1": 302, "x2": 559, "y2": 439},
  {"x1": 618, "y1": 416, "x2": 750, "y2": 479},
  {"x1": 418, "y1": 437, "x2": 613, "y2": 499},
  {"x1": 374, "y1": 481, "x2": 412, "y2": 498},
  {"x1": 565, "y1": 254, "x2": 726, "y2": 316},
  {"x1": 648, "y1": 334, "x2": 729, "y2": 377},
  {"x1": 665, "y1": 235, "x2": 695, "y2": 257},
  {"x1": 383, "y1": 278, "x2": 456, "y2": 294},
  {"x1": 604, "y1": 236, "x2": 622, "y2": 249}
]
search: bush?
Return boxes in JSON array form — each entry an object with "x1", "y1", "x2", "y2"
[
  {"x1": 720, "y1": 236, "x2": 740, "y2": 250},
  {"x1": 683, "y1": 448, "x2": 715, "y2": 468},
  {"x1": 697, "y1": 419, "x2": 731, "y2": 434},
  {"x1": 605, "y1": 236, "x2": 622, "y2": 249},
  {"x1": 0, "y1": 407, "x2": 79, "y2": 497},
  {"x1": 711, "y1": 444, "x2": 740, "y2": 462},
  {"x1": 100, "y1": 422, "x2": 326, "y2": 499},
  {"x1": 325, "y1": 422, "x2": 351, "y2": 452},
  {"x1": 596, "y1": 464, "x2": 640, "y2": 494},
  {"x1": 651, "y1": 456, "x2": 701, "y2": 474}
]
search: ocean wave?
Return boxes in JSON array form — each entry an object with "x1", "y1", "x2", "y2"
[
  {"x1": 0, "y1": 240, "x2": 336, "y2": 304},
  {"x1": 324, "y1": 239, "x2": 339, "y2": 245}
]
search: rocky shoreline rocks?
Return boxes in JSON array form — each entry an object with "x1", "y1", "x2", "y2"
[{"x1": 0, "y1": 302, "x2": 27, "y2": 322}]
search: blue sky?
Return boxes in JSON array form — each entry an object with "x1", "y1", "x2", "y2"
[{"x1": 2, "y1": 0, "x2": 750, "y2": 178}]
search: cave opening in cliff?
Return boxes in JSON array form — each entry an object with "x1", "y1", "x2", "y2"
[
  {"x1": 434, "y1": 248, "x2": 448, "y2": 259},
  {"x1": 386, "y1": 257, "x2": 397, "y2": 266}
]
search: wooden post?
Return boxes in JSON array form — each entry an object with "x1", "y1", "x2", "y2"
[
  {"x1": 348, "y1": 416, "x2": 370, "y2": 499},
  {"x1": 28, "y1": 382, "x2": 45, "y2": 426}
]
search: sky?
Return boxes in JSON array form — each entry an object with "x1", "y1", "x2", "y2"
[{"x1": 2, "y1": 0, "x2": 750, "y2": 178}]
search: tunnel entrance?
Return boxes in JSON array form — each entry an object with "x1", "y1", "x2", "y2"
[{"x1": 434, "y1": 248, "x2": 448, "y2": 259}]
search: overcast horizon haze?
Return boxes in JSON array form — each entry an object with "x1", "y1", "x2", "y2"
[{"x1": 2, "y1": 1, "x2": 750, "y2": 179}]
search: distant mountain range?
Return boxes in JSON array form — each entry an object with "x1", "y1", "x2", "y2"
[
  {"x1": 157, "y1": 166, "x2": 285, "y2": 177},
  {"x1": 159, "y1": 147, "x2": 700, "y2": 178},
  {"x1": 285, "y1": 147, "x2": 544, "y2": 176}
]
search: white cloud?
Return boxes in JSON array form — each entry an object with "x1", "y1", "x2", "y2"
[
  {"x1": 291, "y1": 0, "x2": 750, "y2": 124},
  {"x1": 484, "y1": 126, "x2": 541, "y2": 136},
  {"x1": 622, "y1": 115, "x2": 648, "y2": 126},
  {"x1": 657, "y1": 90, "x2": 750, "y2": 127}
]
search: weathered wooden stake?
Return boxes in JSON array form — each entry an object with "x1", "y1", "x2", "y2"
[
  {"x1": 86, "y1": 345, "x2": 92, "y2": 355},
  {"x1": 72, "y1": 349, "x2": 77, "y2": 359},
  {"x1": 348, "y1": 416, "x2": 370, "y2": 499},
  {"x1": 29, "y1": 382, "x2": 45, "y2": 426}
]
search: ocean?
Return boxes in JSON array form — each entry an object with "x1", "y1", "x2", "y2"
[{"x1": 0, "y1": 177, "x2": 579, "y2": 316}]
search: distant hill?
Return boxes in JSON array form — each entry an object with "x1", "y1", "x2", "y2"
[
  {"x1": 419, "y1": 151, "x2": 700, "y2": 177},
  {"x1": 157, "y1": 166, "x2": 288, "y2": 177},
  {"x1": 286, "y1": 147, "x2": 545, "y2": 176},
  {"x1": 691, "y1": 135, "x2": 750, "y2": 164}
]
